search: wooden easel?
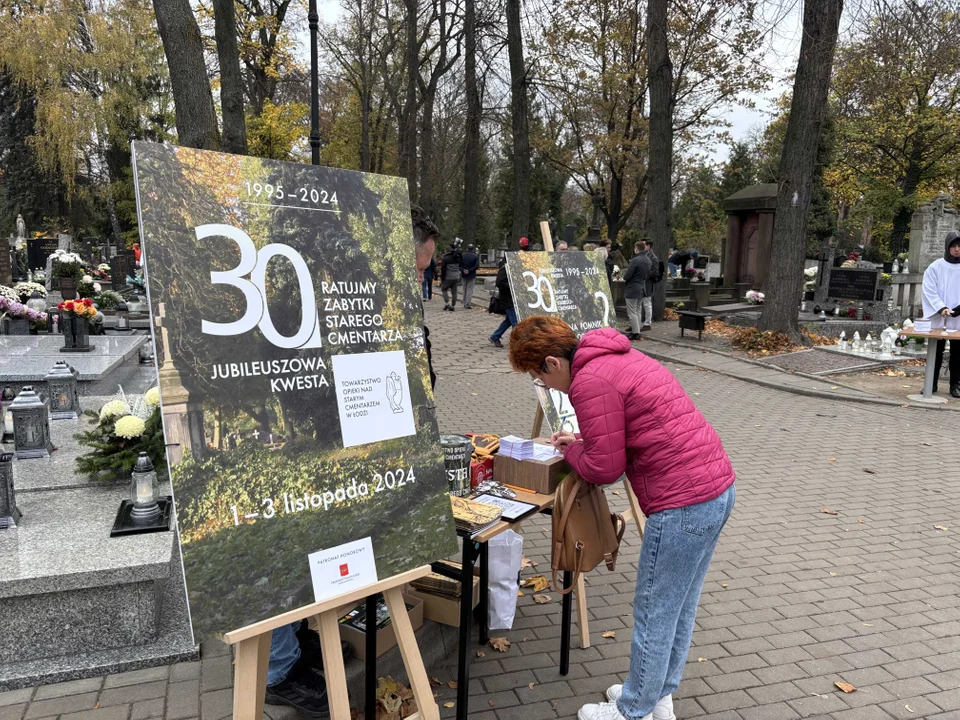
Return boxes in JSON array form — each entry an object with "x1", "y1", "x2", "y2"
[
  {"x1": 531, "y1": 221, "x2": 646, "y2": 650},
  {"x1": 224, "y1": 566, "x2": 440, "y2": 720}
]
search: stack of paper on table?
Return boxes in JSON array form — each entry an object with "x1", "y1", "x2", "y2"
[
  {"x1": 451, "y1": 495, "x2": 503, "y2": 535},
  {"x1": 499, "y1": 435, "x2": 562, "y2": 461},
  {"x1": 410, "y1": 561, "x2": 463, "y2": 599}
]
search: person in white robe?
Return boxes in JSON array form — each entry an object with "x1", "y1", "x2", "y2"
[{"x1": 921, "y1": 231, "x2": 960, "y2": 396}]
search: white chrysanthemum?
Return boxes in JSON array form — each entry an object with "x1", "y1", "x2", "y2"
[
  {"x1": 93, "y1": 282, "x2": 101, "y2": 293},
  {"x1": 114, "y1": 415, "x2": 146, "y2": 439},
  {"x1": 99, "y1": 399, "x2": 131, "y2": 421},
  {"x1": 82, "y1": 274, "x2": 93, "y2": 283},
  {"x1": 144, "y1": 387, "x2": 160, "y2": 408}
]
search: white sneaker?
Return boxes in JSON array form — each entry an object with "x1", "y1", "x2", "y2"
[
  {"x1": 604, "y1": 686, "x2": 676, "y2": 720},
  {"x1": 577, "y1": 701, "x2": 647, "y2": 720}
]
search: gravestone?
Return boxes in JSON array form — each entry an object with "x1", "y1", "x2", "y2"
[
  {"x1": 910, "y1": 193, "x2": 959, "y2": 272},
  {"x1": 0, "y1": 236, "x2": 11, "y2": 286},
  {"x1": 827, "y1": 269, "x2": 880, "y2": 302},
  {"x1": 27, "y1": 237, "x2": 59, "y2": 273}
]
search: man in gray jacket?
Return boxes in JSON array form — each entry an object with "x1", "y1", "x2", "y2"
[{"x1": 623, "y1": 242, "x2": 652, "y2": 338}]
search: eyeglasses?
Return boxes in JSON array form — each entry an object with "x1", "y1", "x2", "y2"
[{"x1": 532, "y1": 377, "x2": 546, "y2": 388}]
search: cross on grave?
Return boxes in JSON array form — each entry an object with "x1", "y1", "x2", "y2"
[
  {"x1": 252, "y1": 430, "x2": 260, "y2": 440},
  {"x1": 154, "y1": 303, "x2": 173, "y2": 369}
]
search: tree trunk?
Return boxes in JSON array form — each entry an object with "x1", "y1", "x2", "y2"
[
  {"x1": 647, "y1": 0, "x2": 672, "y2": 321},
  {"x1": 401, "y1": 0, "x2": 419, "y2": 201},
  {"x1": 212, "y1": 0, "x2": 247, "y2": 155},
  {"x1": 888, "y1": 136, "x2": 925, "y2": 257},
  {"x1": 152, "y1": 0, "x2": 220, "y2": 150},
  {"x1": 462, "y1": 0, "x2": 480, "y2": 246},
  {"x1": 419, "y1": 92, "x2": 436, "y2": 215},
  {"x1": 360, "y1": 81, "x2": 372, "y2": 171},
  {"x1": 506, "y1": 0, "x2": 531, "y2": 246},
  {"x1": 758, "y1": 0, "x2": 843, "y2": 338}
]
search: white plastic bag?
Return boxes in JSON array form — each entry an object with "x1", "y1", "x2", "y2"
[{"x1": 487, "y1": 530, "x2": 524, "y2": 630}]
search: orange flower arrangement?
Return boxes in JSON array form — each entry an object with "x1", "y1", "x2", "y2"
[{"x1": 58, "y1": 298, "x2": 97, "y2": 318}]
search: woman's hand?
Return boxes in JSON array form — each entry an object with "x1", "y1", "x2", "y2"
[
  {"x1": 551, "y1": 431, "x2": 577, "y2": 450},
  {"x1": 941, "y1": 308, "x2": 954, "y2": 317}
]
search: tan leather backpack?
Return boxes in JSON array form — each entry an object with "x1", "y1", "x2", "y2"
[{"x1": 551, "y1": 473, "x2": 626, "y2": 594}]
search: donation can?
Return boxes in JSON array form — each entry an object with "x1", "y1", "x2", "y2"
[{"x1": 440, "y1": 434, "x2": 472, "y2": 497}]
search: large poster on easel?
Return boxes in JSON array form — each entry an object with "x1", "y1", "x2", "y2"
[
  {"x1": 505, "y1": 250, "x2": 615, "y2": 435},
  {"x1": 132, "y1": 141, "x2": 458, "y2": 639}
]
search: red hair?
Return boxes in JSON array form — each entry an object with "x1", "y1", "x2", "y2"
[{"x1": 509, "y1": 316, "x2": 578, "y2": 373}]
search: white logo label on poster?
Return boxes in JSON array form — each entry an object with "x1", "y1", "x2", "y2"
[
  {"x1": 332, "y1": 350, "x2": 416, "y2": 447},
  {"x1": 309, "y1": 537, "x2": 379, "y2": 603}
]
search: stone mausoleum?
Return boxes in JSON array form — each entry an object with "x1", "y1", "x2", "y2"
[{"x1": 722, "y1": 183, "x2": 778, "y2": 291}]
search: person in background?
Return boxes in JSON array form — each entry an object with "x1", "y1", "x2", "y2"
[
  {"x1": 519, "y1": 236, "x2": 530, "y2": 251},
  {"x1": 440, "y1": 239, "x2": 463, "y2": 311},
  {"x1": 623, "y1": 242, "x2": 651, "y2": 339},
  {"x1": 422, "y1": 255, "x2": 436, "y2": 301},
  {"x1": 461, "y1": 244, "x2": 480, "y2": 309},
  {"x1": 641, "y1": 239, "x2": 662, "y2": 329},
  {"x1": 506, "y1": 316, "x2": 736, "y2": 720},
  {"x1": 667, "y1": 247, "x2": 678, "y2": 277},
  {"x1": 264, "y1": 206, "x2": 445, "y2": 718},
  {"x1": 557, "y1": 241, "x2": 570, "y2": 251},
  {"x1": 921, "y1": 231, "x2": 960, "y2": 397},
  {"x1": 668, "y1": 248, "x2": 691, "y2": 276},
  {"x1": 583, "y1": 242, "x2": 599, "y2": 252},
  {"x1": 606, "y1": 242, "x2": 628, "y2": 282},
  {"x1": 489, "y1": 257, "x2": 517, "y2": 348}
]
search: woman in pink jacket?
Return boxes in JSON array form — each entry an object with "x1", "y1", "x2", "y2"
[{"x1": 509, "y1": 316, "x2": 736, "y2": 720}]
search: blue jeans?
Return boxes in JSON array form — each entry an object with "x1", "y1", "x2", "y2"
[
  {"x1": 268, "y1": 621, "x2": 301, "y2": 686},
  {"x1": 617, "y1": 484, "x2": 735, "y2": 718},
  {"x1": 490, "y1": 307, "x2": 518, "y2": 342},
  {"x1": 422, "y1": 278, "x2": 433, "y2": 299}
]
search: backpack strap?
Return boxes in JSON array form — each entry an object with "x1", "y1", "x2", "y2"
[{"x1": 552, "y1": 541, "x2": 585, "y2": 595}]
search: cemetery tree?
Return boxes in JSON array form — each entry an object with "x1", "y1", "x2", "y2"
[
  {"x1": 212, "y1": 0, "x2": 247, "y2": 155},
  {"x1": 153, "y1": 0, "x2": 220, "y2": 149},
  {"x1": 462, "y1": 0, "x2": 481, "y2": 245},
  {"x1": 830, "y1": 0, "x2": 960, "y2": 256},
  {"x1": 718, "y1": 141, "x2": 757, "y2": 200},
  {"x1": 539, "y1": 0, "x2": 768, "y2": 241},
  {"x1": 758, "y1": 0, "x2": 843, "y2": 338},
  {"x1": 506, "y1": 0, "x2": 532, "y2": 245},
  {"x1": 646, "y1": 0, "x2": 672, "y2": 319}
]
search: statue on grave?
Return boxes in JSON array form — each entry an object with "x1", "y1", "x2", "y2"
[
  {"x1": 587, "y1": 191, "x2": 604, "y2": 241},
  {"x1": 16, "y1": 214, "x2": 25, "y2": 243}
]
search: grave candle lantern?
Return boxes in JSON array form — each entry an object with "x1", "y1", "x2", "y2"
[
  {"x1": 129, "y1": 452, "x2": 161, "y2": 525},
  {"x1": 9, "y1": 387, "x2": 54, "y2": 459},
  {"x1": 116, "y1": 302, "x2": 129, "y2": 330},
  {"x1": 0, "y1": 452, "x2": 22, "y2": 529},
  {"x1": 1, "y1": 387, "x2": 14, "y2": 443},
  {"x1": 43, "y1": 361, "x2": 80, "y2": 420},
  {"x1": 26, "y1": 291, "x2": 47, "y2": 316}
]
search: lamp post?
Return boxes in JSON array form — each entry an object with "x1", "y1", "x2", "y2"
[
  {"x1": 309, "y1": 0, "x2": 320, "y2": 166},
  {"x1": 0, "y1": 453, "x2": 21, "y2": 529},
  {"x1": 9, "y1": 386, "x2": 54, "y2": 460},
  {"x1": 43, "y1": 361, "x2": 80, "y2": 420}
]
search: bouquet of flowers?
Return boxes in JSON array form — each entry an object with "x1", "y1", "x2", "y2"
[
  {"x1": 684, "y1": 266, "x2": 698, "y2": 278},
  {"x1": 0, "y1": 285, "x2": 19, "y2": 303},
  {"x1": 13, "y1": 282, "x2": 47, "y2": 302},
  {"x1": 92, "y1": 264, "x2": 111, "y2": 280},
  {"x1": 50, "y1": 249, "x2": 85, "y2": 279},
  {"x1": 77, "y1": 274, "x2": 102, "y2": 298},
  {"x1": 0, "y1": 296, "x2": 48, "y2": 325},
  {"x1": 611, "y1": 264, "x2": 623, "y2": 282},
  {"x1": 127, "y1": 271, "x2": 146, "y2": 292},
  {"x1": 32, "y1": 269, "x2": 46, "y2": 283},
  {"x1": 95, "y1": 290, "x2": 123, "y2": 309},
  {"x1": 58, "y1": 298, "x2": 98, "y2": 318},
  {"x1": 745, "y1": 290, "x2": 765, "y2": 305},
  {"x1": 75, "y1": 386, "x2": 167, "y2": 480}
]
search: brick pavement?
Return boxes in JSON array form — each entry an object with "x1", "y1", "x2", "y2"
[{"x1": 4, "y1": 305, "x2": 960, "y2": 719}]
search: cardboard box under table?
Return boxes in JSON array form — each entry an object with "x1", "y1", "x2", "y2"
[
  {"x1": 406, "y1": 569, "x2": 481, "y2": 627},
  {"x1": 493, "y1": 450, "x2": 569, "y2": 494},
  {"x1": 337, "y1": 592, "x2": 423, "y2": 660}
]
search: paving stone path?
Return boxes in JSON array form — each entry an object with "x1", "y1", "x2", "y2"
[{"x1": 3, "y1": 305, "x2": 959, "y2": 719}]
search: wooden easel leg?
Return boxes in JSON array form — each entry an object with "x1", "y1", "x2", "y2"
[
  {"x1": 624, "y1": 477, "x2": 644, "y2": 539},
  {"x1": 530, "y1": 403, "x2": 544, "y2": 438},
  {"x1": 383, "y1": 587, "x2": 440, "y2": 720},
  {"x1": 232, "y1": 633, "x2": 270, "y2": 720},
  {"x1": 575, "y1": 574, "x2": 590, "y2": 648},
  {"x1": 318, "y1": 611, "x2": 352, "y2": 720}
]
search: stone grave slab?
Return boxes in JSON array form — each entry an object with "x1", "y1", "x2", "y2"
[
  {"x1": 756, "y1": 348, "x2": 885, "y2": 375},
  {"x1": 0, "y1": 335, "x2": 147, "y2": 381}
]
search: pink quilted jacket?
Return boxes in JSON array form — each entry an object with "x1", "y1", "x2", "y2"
[{"x1": 562, "y1": 328, "x2": 735, "y2": 516}]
